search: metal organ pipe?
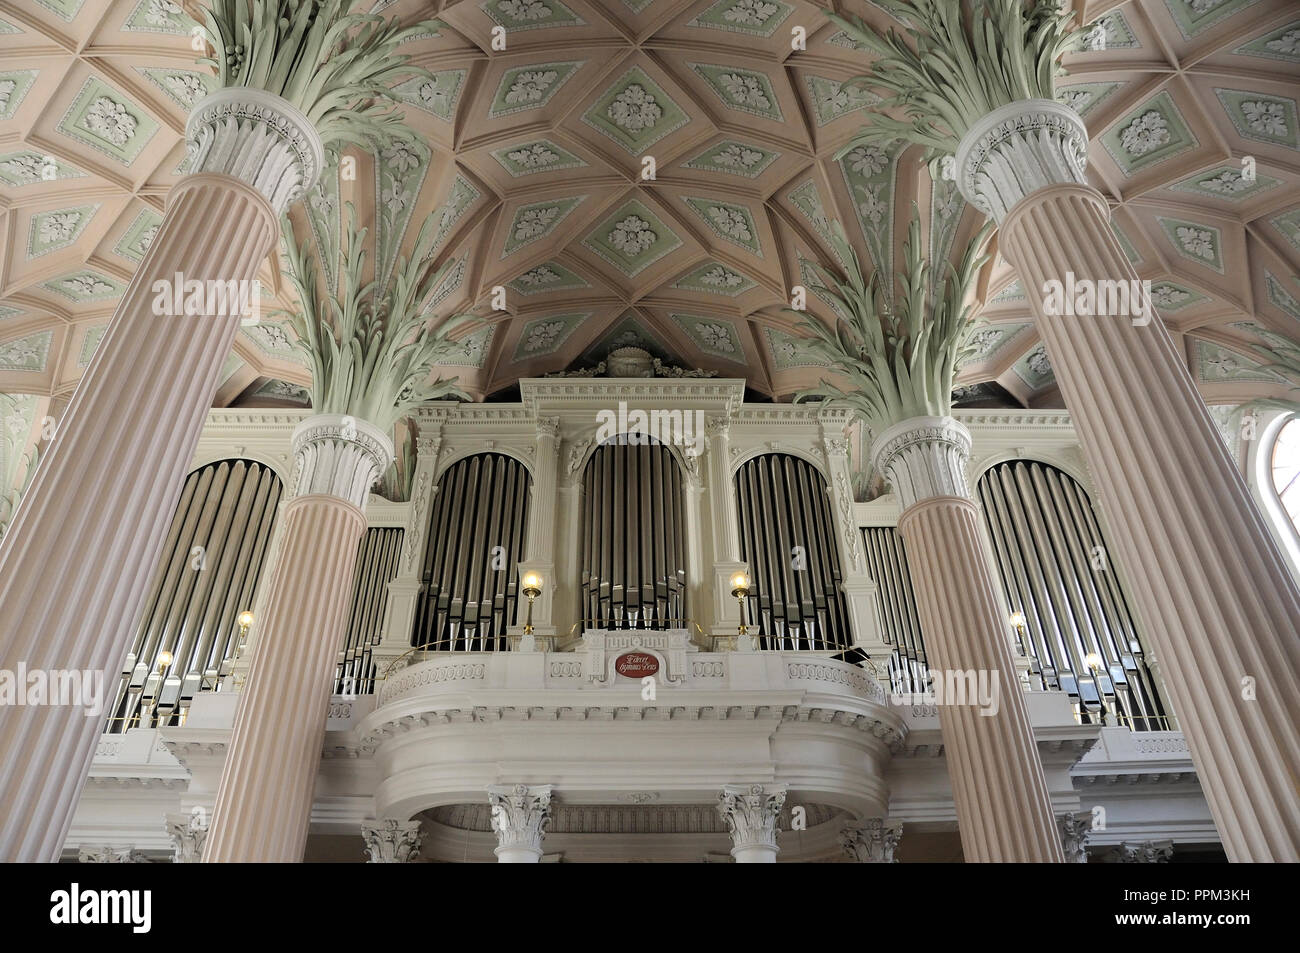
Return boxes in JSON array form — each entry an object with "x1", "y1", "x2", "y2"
[
  {"x1": 733, "y1": 453, "x2": 850, "y2": 651},
  {"x1": 108, "y1": 459, "x2": 282, "y2": 732},
  {"x1": 860, "y1": 526, "x2": 929, "y2": 696},
  {"x1": 976, "y1": 460, "x2": 1172, "y2": 730},
  {"x1": 412, "y1": 453, "x2": 532, "y2": 651},
  {"x1": 335, "y1": 526, "x2": 403, "y2": 695},
  {"x1": 579, "y1": 437, "x2": 687, "y2": 629}
]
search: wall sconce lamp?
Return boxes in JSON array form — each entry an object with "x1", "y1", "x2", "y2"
[
  {"x1": 730, "y1": 571, "x2": 751, "y2": 644},
  {"x1": 236, "y1": 610, "x2": 254, "y2": 657},
  {"x1": 522, "y1": 572, "x2": 543, "y2": 636},
  {"x1": 1008, "y1": 610, "x2": 1028, "y2": 655},
  {"x1": 1084, "y1": 651, "x2": 1110, "y2": 724}
]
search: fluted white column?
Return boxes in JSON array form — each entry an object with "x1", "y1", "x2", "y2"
[
  {"x1": 718, "y1": 783, "x2": 785, "y2": 863},
  {"x1": 706, "y1": 416, "x2": 747, "y2": 637},
  {"x1": 0, "y1": 89, "x2": 322, "y2": 862},
  {"x1": 840, "y1": 818, "x2": 903, "y2": 863},
  {"x1": 873, "y1": 417, "x2": 1063, "y2": 862},
  {"x1": 959, "y1": 99, "x2": 1300, "y2": 862},
  {"x1": 203, "y1": 414, "x2": 392, "y2": 862},
  {"x1": 518, "y1": 418, "x2": 559, "y2": 641},
  {"x1": 488, "y1": 784, "x2": 553, "y2": 863},
  {"x1": 361, "y1": 819, "x2": 423, "y2": 863}
]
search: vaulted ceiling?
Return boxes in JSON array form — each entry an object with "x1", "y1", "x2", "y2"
[{"x1": 0, "y1": 0, "x2": 1298, "y2": 428}]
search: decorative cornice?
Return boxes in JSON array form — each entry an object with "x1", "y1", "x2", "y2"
[
  {"x1": 357, "y1": 701, "x2": 904, "y2": 755},
  {"x1": 718, "y1": 783, "x2": 786, "y2": 854},
  {"x1": 520, "y1": 378, "x2": 746, "y2": 415},
  {"x1": 870, "y1": 416, "x2": 973, "y2": 510},
  {"x1": 185, "y1": 88, "x2": 324, "y2": 215},
  {"x1": 291, "y1": 413, "x2": 394, "y2": 508},
  {"x1": 955, "y1": 99, "x2": 1089, "y2": 223}
]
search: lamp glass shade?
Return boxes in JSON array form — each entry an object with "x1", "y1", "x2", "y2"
[
  {"x1": 1008, "y1": 611, "x2": 1027, "y2": 628},
  {"x1": 1083, "y1": 651, "x2": 1104, "y2": 672},
  {"x1": 156, "y1": 650, "x2": 174, "y2": 668},
  {"x1": 522, "y1": 572, "x2": 543, "y2": 590},
  {"x1": 237, "y1": 611, "x2": 254, "y2": 628}
]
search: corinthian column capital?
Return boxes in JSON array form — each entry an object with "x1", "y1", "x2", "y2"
[
  {"x1": 718, "y1": 783, "x2": 786, "y2": 859},
  {"x1": 1057, "y1": 812, "x2": 1091, "y2": 864},
  {"x1": 870, "y1": 416, "x2": 972, "y2": 510},
  {"x1": 955, "y1": 99, "x2": 1089, "y2": 223},
  {"x1": 185, "y1": 88, "x2": 325, "y2": 214},
  {"x1": 166, "y1": 812, "x2": 208, "y2": 864},
  {"x1": 488, "y1": 784, "x2": 553, "y2": 862},
  {"x1": 361, "y1": 819, "x2": 424, "y2": 863},
  {"x1": 291, "y1": 413, "x2": 394, "y2": 508},
  {"x1": 840, "y1": 818, "x2": 903, "y2": 863}
]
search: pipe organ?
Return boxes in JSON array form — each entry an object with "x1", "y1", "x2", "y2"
[
  {"x1": 734, "y1": 453, "x2": 850, "y2": 651},
  {"x1": 108, "y1": 459, "x2": 282, "y2": 731},
  {"x1": 411, "y1": 453, "x2": 531, "y2": 651},
  {"x1": 976, "y1": 460, "x2": 1171, "y2": 730},
  {"x1": 334, "y1": 527, "x2": 403, "y2": 695},
  {"x1": 861, "y1": 526, "x2": 929, "y2": 695},
  {"x1": 579, "y1": 437, "x2": 687, "y2": 629}
]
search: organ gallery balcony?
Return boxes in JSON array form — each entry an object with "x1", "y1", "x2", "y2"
[{"x1": 354, "y1": 635, "x2": 905, "y2": 861}]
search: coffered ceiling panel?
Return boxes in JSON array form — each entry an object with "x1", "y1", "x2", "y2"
[{"x1": 0, "y1": 0, "x2": 1296, "y2": 419}]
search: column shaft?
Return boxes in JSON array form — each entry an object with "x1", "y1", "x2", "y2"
[
  {"x1": 0, "y1": 176, "x2": 276, "y2": 862},
  {"x1": 898, "y1": 495, "x2": 1064, "y2": 862},
  {"x1": 999, "y1": 184, "x2": 1300, "y2": 861},
  {"x1": 203, "y1": 494, "x2": 367, "y2": 862}
]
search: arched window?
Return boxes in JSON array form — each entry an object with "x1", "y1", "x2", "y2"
[
  {"x1": 579, "y1": 436, "x2": 687, "y2": 629},
  {"x1": 734, "y1": 453, "x2": 850, "y2": 651},
  {"x1": 976, "y1": 460, "x2": 1171, "y2": 730},
  {"x1": 1269, "y1": 415, "x2": 1300, "y2": 534},
  {"x1": 412, "y1": 452, "x2": 531, "y2": 651},
  {"x1": 108, "y1": 458, "x2": 282, "y2": 731}
]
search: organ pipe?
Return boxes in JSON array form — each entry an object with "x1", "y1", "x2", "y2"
[
  {"x1": 860, "y1": 526, "x2": 930, "y2": 696},
  {"x1": 108, "y1": 459, "x2": 282, "y2": 732},
  {"x1": 579, "y1": 437, "x2": 687, "y2": 629},
  {"x1": 733, "y1": 453, "x2": 850, "y2": 651},
  {"x1": 334, "y1": 527, "x2": 403, "y2": 695},
  {"x1": 412, "y1": 453, "x2": 531, "y2": 651},
  {"x1": 976, "y1": 460, "x2": 1172, "y2": 730}
]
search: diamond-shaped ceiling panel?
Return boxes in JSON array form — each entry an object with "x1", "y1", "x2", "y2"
[{"x1": 0, "y1": 0, "x2": 1296, "y2": 418}]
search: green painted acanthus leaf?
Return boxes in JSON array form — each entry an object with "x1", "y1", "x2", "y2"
[
  {"x1": 792, "y1": 207, "x2": 992, "y2": 442},
  {"x1": 829, "y1": 0, "x2": 1080, "y2": 168},
  {"x1": 199, "y1": 0, "x2": 440, "y2": 148},
  {"x1": 279, "y1": 199, "x2": 474, "y2": 437}
]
